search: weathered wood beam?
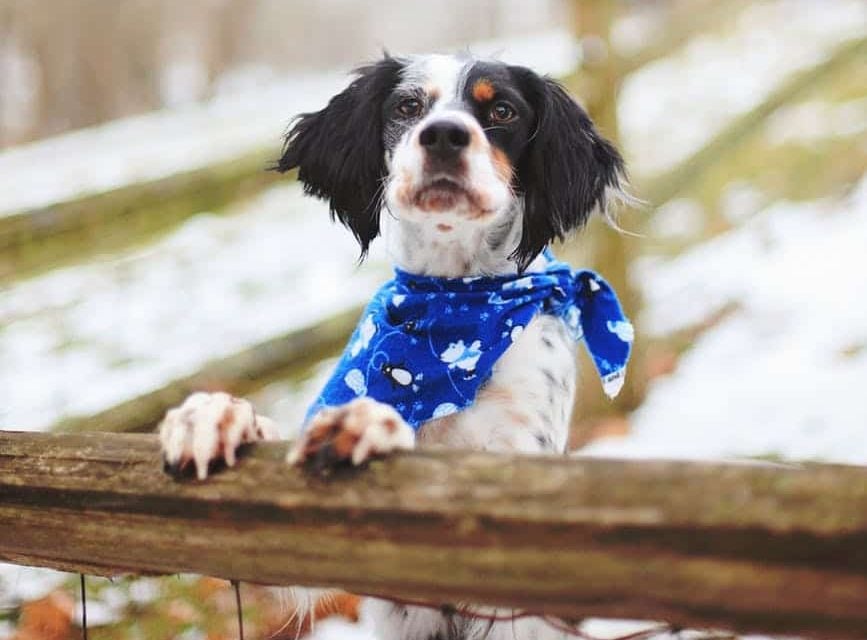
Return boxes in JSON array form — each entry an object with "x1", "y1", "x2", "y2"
[{"x1": 1, "y1": 430, "x2": 866, "y2": 638}]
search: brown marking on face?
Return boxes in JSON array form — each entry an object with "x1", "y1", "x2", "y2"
[
  {"x1": 415, "y1": 188, "x2": 464, "y2": 212},
  {"x1": 490, "y1": 146, "x2": 514, "y2": 184},
  {"x1": 436, "y1": 223, "x2": 453, "y2": 232},
  {"x1": 394, "y1": 168, "x2": 414, "y2": 207},
  {"x1": 472, "y1": 78, "x2": 495, "y2": 102},
  {"x1": 467, "y1": 124, "x2": 485, "y2": 151}
]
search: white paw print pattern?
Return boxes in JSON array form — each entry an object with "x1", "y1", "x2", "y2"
[
  {"x1": 440, "y1": 339, "x2": 483, "y2": 371},
  {"x1": 607, "y1": 320, "x2": 634, "y2": 342},
  {"x1": 350, "y1": 314, "x2": 377, "y2": 357},
  {"x1": 344, "y1": 368, "x2": 367, "y2": 395}
]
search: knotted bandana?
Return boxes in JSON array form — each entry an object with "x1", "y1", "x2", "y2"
[{"x1": 307, "y1": 251, "x2": 633, "y2": 429}]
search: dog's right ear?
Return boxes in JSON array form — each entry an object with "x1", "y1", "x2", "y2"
[{"x1": 275, "y1": 56, "x2": 405, "y2": 257}]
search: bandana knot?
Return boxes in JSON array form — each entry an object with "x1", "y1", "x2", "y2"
[{"x1": 307, "y1": 251, "x2": 633, "y2": 429}]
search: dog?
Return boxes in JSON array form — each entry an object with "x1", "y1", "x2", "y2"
[{"x1": 159, "y1": 53, "x2": 631, "y2": 640}]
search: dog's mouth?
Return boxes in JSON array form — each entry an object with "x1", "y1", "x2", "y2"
[{"x1": 413, "y1": 176, "x2": 472, "y2": 211}]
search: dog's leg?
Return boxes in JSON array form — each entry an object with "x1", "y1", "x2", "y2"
[
  {"x1": 287, "y1": 397, "x2": 415, "y2": 467},
  {"x1": 159, "y1": 391, "x2": 279, "y2": 480}
]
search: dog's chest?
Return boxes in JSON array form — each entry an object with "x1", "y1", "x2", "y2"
[{"x1": 418, "y1": 312, "x2": 577, "y2": 453}]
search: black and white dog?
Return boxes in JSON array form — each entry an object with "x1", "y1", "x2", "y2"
[{"x1": 160, "y1": 53, "x2": 628, "y2": 640}]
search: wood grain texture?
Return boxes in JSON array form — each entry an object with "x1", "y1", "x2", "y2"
[{"x1": 2, "y1": 430, "x2": 867, "y2": 638}]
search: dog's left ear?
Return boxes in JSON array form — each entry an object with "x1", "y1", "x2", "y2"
[
  {"x1": 276, "y1": 56, "x2": 404, "y2": 257},
  {"x1": 511, "y1": 67, "x2": 626, "y2": 270}
]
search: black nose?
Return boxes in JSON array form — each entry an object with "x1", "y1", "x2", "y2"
[{"x1": 419, "y1": 121, "x2": 470, "y2": 158}]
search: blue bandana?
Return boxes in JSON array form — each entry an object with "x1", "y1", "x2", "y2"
[{"x1": 307, "y1": 251, "x2": 633, "y2": 430}]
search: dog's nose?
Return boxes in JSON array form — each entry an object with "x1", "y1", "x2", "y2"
[{"x1": 419, "y1": 121, "x2": 470, "y2": 158}]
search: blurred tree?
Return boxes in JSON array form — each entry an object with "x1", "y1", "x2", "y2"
[
  {"x1": 17, "y1": 0, "x2": 163, "y2": 136},
  {"x1": 565, "y1": 0, "x2": 645, "y2": 446}
]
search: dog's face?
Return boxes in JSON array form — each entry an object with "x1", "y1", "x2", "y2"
[
  {"x1": 382, "y1": 56, "x2": 531, "y2": 232},
  {"x1": 277, "y1": 54, "x2": 625, "y2": 270}
]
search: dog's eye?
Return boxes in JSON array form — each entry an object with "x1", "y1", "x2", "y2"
[
  {"x1": 395, "y1": 98, "x2": 423, "y2": 118},
  {"x1": 490, "y1": 101, "x2": 517, "y2": 124}
]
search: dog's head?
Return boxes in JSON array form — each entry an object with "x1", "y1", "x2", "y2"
[{"x1": 277, "y1": 54, "x2": 625, "y2": 270}]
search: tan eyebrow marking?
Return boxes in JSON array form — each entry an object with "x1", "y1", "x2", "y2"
[{"x1": 472, "y1": 79, "x2": 496, "y2": 102}]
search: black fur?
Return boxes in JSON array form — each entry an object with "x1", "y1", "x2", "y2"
[
  {"x1": 275, "y1": 56, "x2": 405, "y2": 257},
  {"x1": 510, "y1": 67, "x2": 625, "y2": 270}
]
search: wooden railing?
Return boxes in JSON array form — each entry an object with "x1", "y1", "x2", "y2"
[{"x1": 2, "y1": 430, "x2": 866, "y2": 639}]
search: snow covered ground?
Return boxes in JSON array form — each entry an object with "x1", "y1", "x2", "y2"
[
  {"x1": 1, "y1": 184, "x2": 386, "y2": 430},
  {"x1": 619, "y1": 0, "x2": 866, "y2": 176},
  {"x1": 582, "y1": 175, "x2": 867, "y2": 464}
]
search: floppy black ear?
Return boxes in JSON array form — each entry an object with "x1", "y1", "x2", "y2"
[
  {"x1": 275, "y1": 56, "x2": 404, "y2": 256},
  {"x1": 512, "y1": 68, "x2": 626, "y2": 270}
]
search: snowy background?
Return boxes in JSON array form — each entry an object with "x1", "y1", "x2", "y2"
[{"x1": 1, "y1": 0, "x2": 866, "y2": 638}]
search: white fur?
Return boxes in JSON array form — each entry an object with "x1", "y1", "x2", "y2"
[
  {"x1": 350, "y1": 402, "x2": 415, "y2": 465},
  {"x1": 384, "y1": 108, "x2": 512, "y2": 232},
  {"x1": 158, "y1": 391, "x2": 278, "y2": 480},
  {"x1": 384, "y1": 56, "x2": 515, "y2": 280},
  {"x1": 397, "y1": 55, "x2": 465, "y2": 109},
  {"x1": 362, "y1": 598, "x2": 572, "y2": 640},
  {"x1": 285, "y1": 397, "x2": 415, "y2": 466}
]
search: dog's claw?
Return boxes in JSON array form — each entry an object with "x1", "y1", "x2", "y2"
[
  {"x1": 158, "y1": 392, "x2": 279, "y2": 480},
  {"x1": 288, "y1": 398, "x2": 414, "y2": 468}
]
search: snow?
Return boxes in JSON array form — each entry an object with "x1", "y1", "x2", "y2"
[
  {"x1": 1, "y1": 184, "x2": 386, "y2": 430},
  {"x1": 581, "y1": 176, "x2": 867, "y2": 464},
  {"x1": 764, "y1": 97, "x2": 867, "y2": 146},
  {"x1": 619, "y1": 0, "x2": 867, "y2": 176},
  {"x1": 0, "y1": 565, "x2": 67, "y2": 606},
  {"x1": 0, "y1": 29, "x2": 577, "y2": 218}
]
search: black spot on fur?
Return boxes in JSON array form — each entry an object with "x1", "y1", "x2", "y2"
[{"x1": 535, "y1": 432, "x2": 554, "y2": 450}]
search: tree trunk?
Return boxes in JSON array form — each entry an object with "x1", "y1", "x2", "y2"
[{"x1": 566, "y1": 0, "x2": 645, "y2": 445}]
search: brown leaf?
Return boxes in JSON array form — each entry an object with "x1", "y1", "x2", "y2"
[{"x1": 12, "y1": 591, "x2": 74, "y2": 640}]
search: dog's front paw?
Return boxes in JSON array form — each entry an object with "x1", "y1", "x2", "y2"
[
  {"x1": 287, "y1": 398, "x2": 415, "y2": 468},
  {"x1": 159, "y1": 391, "x2": 278, "y2": 480}
]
